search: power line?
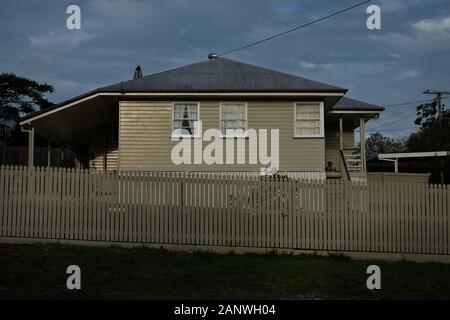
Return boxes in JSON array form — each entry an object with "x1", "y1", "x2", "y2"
[
  {"x1": 382, "y1": 96, "x2": 450, "y2": 108},
  {"x1": 369, "y1": 109, "x2": 419, "y2": 131},
  {"x1": 382, "y1": 98, "x2": 435, "y2": 108},
  {"x1": 370, "y1": 95, "x2": 450, "y2": 132},
  {"x1": 366, "y1": 125, "x2": 419, "y2": 132},
  {"x1": 423, "y1": 90, "x2": 450, "y2": 126},
  {"x1": 218, "y1": 0, "x2": 373, "y2": 56},
  {"x1": 367, "y1": 128, "x2": 415, "y2": 132}
]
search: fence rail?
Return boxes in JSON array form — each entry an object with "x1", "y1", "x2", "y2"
[{"x1": 0, "y1": 166, "x2": 449, "y2": 255}]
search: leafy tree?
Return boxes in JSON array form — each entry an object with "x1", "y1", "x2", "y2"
[
  {"x1": 408, "y1": 98, "x2": 450, "y2": 152},
  {"x1": 414, "y1": 100, "x2": 439, "y2": 129},
  {"x1": 363, "y1": 132, "x2": 406, "y2": 160},
  {"x1": 366, "y1": 99, "x2": 449, "y2": 183},
  {"x1": 0, "y1": 73, "x2": 54, "y2": 145},
  {"x1": 407, "y1": 99, "x2": 450, "y2": 183},
  {"x1": 0, "y1": 73, "x2": 54, "y2": 123}
]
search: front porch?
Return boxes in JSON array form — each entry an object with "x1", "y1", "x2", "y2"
[
  {"x1": 20, "y1": 94, "x2": 120, "y2": 171},
  {"x1": 325, "y1": 113, "x2": 375, "y2": 181}
]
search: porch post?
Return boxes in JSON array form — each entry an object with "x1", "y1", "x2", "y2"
[
  {"x1": 28, "y1": 127, "x2": 35, "y2": 168},
  {"x1": 339, "y1": 116, "x2": 343, "y2": 150},
  {"x1": 47, "y1": 137, "x2": 51, "y2": 167},
  {"x1": 359, "y1": 117, "x2": 366, "y2": 173}
]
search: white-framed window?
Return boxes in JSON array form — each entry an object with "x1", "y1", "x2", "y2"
[
  {"x1": 294, "y1": 102, "x2": 324, "y2": 138},
  {"x1": 220, "y1": 102, "x2": 247, "y2": 137},
  {"x1": 172, "y1": 102, "x2": 200, "y2": 138}
]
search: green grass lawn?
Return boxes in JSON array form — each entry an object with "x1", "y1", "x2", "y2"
[{"x1": 0, "y1": 243, "x2": 449, "y2": 299}]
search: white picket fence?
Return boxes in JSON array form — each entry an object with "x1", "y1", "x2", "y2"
[{"x1": 0, "y1": 166, "x2": 449, "y2": 255}]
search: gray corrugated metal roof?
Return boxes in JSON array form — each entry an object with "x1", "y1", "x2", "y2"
[
  {"x1": 99, "y1": 58, "x2": 346, "y2": 92},
  {"x1": 331, "y1": 97, "x2": 384, "y2": 111},
  {"x1": 22, "y1": 58, "x2": 386, "y2": 123}
]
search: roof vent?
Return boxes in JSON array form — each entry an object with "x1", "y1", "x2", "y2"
[
  {"x1": 133, "y1": 65, "x2": 143, "y2": 79},
  {"x1": 208, "y1": 53, "x2": 219, "y2": 60}
]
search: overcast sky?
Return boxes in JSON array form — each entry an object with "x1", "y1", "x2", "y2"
[{"x1": 1, "y1": 0, "x2": 449, "y2": 139}]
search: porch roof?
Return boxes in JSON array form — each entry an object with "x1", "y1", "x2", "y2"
[
  {"x1": 331, "y1": 97, "x2": 384, "y2": 112},
  {"x1": 20, "y1": 95, "x2": 119, "y2": 148}
]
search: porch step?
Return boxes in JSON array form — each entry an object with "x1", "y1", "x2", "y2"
[{"x1": 343, "y1": 150, "x2": 363, "y2": 174}]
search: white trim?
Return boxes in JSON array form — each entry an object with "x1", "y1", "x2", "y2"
[
  {"x1": 118, "y1": 101, "x2": 122, "y2": 169},
  {"x1": 328, "y1": 110, "x2": 382, "y2": 114},
  {"x1": 122, "y1": 92, "x2": 344, "y2": 97},
  {"x1": 378, "y1": 151, "x2": 450, "y2": 159},
  {"x1": 379, "y1": 158, "x2": 399, "y2": 173},
  {"x1": 293, "y1": 101, "x2": 324, "y2": 138},
  {"x1": 219, "y1": 102, "x2": 248, "y2": 138},
  {"x1": 171, "y1": 102, "x2": 201, "y2": 138},
  {"x1": 20, "y1": 91, "x2": 344, "y2": 125}
]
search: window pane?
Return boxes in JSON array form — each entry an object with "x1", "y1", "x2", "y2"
[
  {"x1": 222, "y1": 104, "x2": 245, "y2": 119},
  {"x1": 173, "y1": 103, "x2": 198, "y2": 136},
  {"x1": 221, "y1": 103, "x2": 246, "y2": 134},
  {"x1": 295, "y1": 103, "x2": 322, "y2": 136},
  {"x1": 223, "y1": 119, "x2": 245, "y2": 128},
  {"x1": 174, "y1": 111, "x2": 183, "y2": 118},
  {"x1": 222, "y1": 112, "x2": 245, "y2": 119}
]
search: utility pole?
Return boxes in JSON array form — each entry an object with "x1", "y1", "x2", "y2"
[{"x1": 423, "y1": 90, "x2": 450, "y2": 125}]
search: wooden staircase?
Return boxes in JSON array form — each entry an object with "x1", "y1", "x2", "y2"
[
  {"x1": 343, "y1": 149, "x2": 363, "y2": 173},
  {"x1": 339, "y1": 148, "x2": 365, "y2": 181}
]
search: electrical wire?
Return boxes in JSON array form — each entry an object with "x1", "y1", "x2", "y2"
[
  {"x1": 369, "y1": 109, "x2": 419, "y2": 131},
  {"x1": 218, "y1": 0, "x2": 373, "y2": 56},
  {"x1": 382, "y1": 96, "x2": 449, "y2": 108}
]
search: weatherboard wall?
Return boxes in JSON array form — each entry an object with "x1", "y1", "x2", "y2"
[{"x1": 118, "y1": 101, "x2": 326, "y2": 173}]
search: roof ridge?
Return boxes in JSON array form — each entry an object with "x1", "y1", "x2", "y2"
[
  {"x1": 103, "y1": 57, "x2": 344, "y2": 91},
  {"x1": 140, "y1": 59, "x2": 206, "y2": 78},
  {"x1": 99, "y1": 59, "x2": 208, "y2": 89},
  {"x1": 98, "y1": 56, "x2": 347, "y2": 93},
  {"x1": 216, "y1": 57, "x2": 344, "y2": 89}
]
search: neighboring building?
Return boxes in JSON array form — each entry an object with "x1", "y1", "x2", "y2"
[{"x1": 19, "y1": 57, "x2": 383, "y2": 180}]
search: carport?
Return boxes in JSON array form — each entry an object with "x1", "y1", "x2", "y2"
[{"x1": 19, "y1": 92, "x2": 120, "y2": 168}]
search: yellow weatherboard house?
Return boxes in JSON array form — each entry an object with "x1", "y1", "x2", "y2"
[{"x1": 20, "y1": 56, "x2": 384, "y2": 180}]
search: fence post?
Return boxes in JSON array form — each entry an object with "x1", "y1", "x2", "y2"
[{"x1": 0, "y1": 168, "x2": 449, "y2": 258}]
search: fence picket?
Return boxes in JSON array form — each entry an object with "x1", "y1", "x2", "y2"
[{"x1": 0, "y1": 166, "x2": 449, "y2": 256}]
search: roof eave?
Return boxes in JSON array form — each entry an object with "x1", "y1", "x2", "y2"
[
  {"x1": 329, "y1": 108, "x2": 384, "y2": 112},
  {"x1": 20, "y1": 90, "x2": 347, "y2": 124}
]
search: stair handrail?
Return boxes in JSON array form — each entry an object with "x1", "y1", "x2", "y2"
[{"x1": 340, "y1": 149, "x2": 351, "y2": 181}]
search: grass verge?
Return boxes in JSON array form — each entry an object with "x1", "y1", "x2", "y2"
[{"x1": 0, "y1": 243, "x2": 449, "y2": 299}]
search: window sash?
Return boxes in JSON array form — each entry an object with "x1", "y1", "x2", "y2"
[
  {"x1": 294, "y1": 103, "x2": 323, "y2": 137},
  {"x1": 173, "y1": 103, "x2": 199, "y2": 137},
  {"x1": 221, "y1": 103, "x2": 247, "y2": 136}
]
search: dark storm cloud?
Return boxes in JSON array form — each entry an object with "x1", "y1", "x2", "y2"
[{"x1": 1, "y1": 0, "x2": 449, "y2": 138}]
